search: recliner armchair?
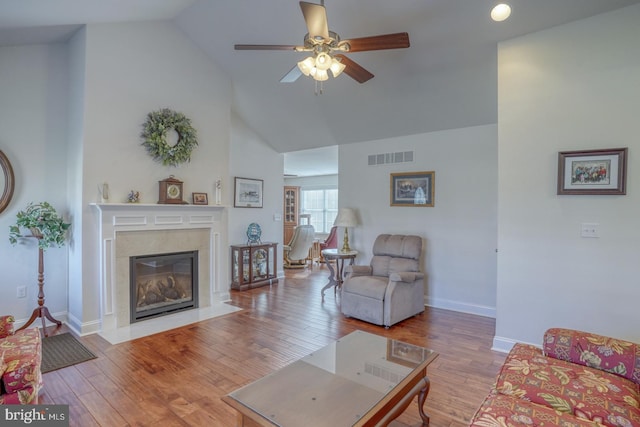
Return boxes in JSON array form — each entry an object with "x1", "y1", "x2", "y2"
[
  {"x1": 283, "y1": 224, "x2": 315, "y2": 269},
  {"x1": 341, "y1": 234, "x2": 425, "y2": 328}
]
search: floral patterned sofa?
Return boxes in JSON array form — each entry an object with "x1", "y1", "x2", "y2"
[
  {"x1": 470, "y1": 328, "x2": 640, "y2": 427},
  {"x1": 0, "y1": 315, "x2": 42, "y2": 404}
]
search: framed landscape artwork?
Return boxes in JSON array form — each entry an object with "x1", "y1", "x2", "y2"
[
  {"x1": 557, "y1": 148, "x2": 627, "y2": 195},
  {"x1": 234, "y1": 177, "x2": 263, "y2": 208},
  {"x1": 390, "y1": 171, "x2": 435, "y2": 207}
]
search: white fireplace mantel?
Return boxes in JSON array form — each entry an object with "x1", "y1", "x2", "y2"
[
  {"x1": 91, "y1": 202, "x2": 226, "y2": 231},
  {"x1": 91, "y1": 202, "x2": 233, "y2": 343}
]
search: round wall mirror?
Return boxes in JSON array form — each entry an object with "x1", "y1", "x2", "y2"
[{"x1": 0, "y1": 150, "x2": 15, "y2": 214}]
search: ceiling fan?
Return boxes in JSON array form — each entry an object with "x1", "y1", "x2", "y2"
[{"x1": 234, "y1": 1, "x2": 410, "y2": 86}]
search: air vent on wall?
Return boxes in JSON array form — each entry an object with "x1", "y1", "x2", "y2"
[{"x1": 368, "y1": 151, "x2": 414, "y2": 166}]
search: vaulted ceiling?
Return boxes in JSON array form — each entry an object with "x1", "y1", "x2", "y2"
[{"x1": 2, "y1": 0, "x2": 640, "y2": 157}]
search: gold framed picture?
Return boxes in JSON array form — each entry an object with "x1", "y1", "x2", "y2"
[{"x1": 390, "y1": 171, "x2": 434, "y2": 207}]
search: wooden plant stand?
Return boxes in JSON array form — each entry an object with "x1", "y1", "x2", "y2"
[{"x1": 17, "y1": 243, "x2": 62, "y2": 337}]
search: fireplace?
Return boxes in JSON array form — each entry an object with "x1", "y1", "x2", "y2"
[
  {"x1": 91, "y1": 203, "x2": 234, "y2": 341},
  {"x1": 130, "y1": 250, "x2": 199, "y2": 323}
]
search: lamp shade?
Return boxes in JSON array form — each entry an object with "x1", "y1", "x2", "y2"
[
  {"x1": 333, "y1": 208, "x2": 359, "y2": 228},
  {"x1": 297, "y1": 56, "x2": 315, "y2": 76},
  {"x1": 330, "y1": 58, "x2": 346, "y2": 78},
  {"x1": 315, "y1": 53, "x2": 332, "y2": 70}
]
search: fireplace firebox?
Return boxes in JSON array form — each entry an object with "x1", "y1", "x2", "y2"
[{"x1": 130, "y1": 250, "x2": 198, "y2": 323}]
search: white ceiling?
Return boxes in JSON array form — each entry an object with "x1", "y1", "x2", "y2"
[{"x1": 2, "y1": 0, "x2": 640, "y2": 176}]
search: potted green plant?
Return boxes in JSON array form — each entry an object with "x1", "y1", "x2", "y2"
[
  {"x1": 9, "y1": 201, "x2": 70, "y2": 250},
  {"x1": 8, "y1": 201, "x2": 70, "y2": 335}
]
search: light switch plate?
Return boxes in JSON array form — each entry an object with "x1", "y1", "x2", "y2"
[{"x1": 581, "y1": 223, "x2": 600, "y2": 238}]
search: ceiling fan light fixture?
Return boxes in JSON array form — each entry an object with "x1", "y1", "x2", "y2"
[
  {"x1": 297, "y1": 56, "x2": 315, "y2": 76},
  {"x1": 491, "y1": 3, "x2": 511, "y2": 22},
  {"x1": 315, "y1": 52, "x2": 332, "y2": 70},
  {"x1": 329, "y1": 57, "x2": 346, "y2": 78},
  {"x1": 313, "y1": 68, "x2": 329, "y2": 81}
]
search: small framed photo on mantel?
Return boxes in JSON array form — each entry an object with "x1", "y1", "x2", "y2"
[
  {"x1": 557, "y1": 148, "x2": 627, "y2": 195},
  {"x1": 192, "y1": 192, "x2": 208, "y2": 205}
]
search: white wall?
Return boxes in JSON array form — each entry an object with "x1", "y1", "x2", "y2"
[
  {"x1": 0, "y1": 44, "x2": 70, "y2": 322},
  {"x1": 229, "y1": 112, "x2": 285, "y2": 277},
  {"x1": 495, "y1": 4, "x2": 640, "y2": 350},
  {"x1": 339, "y1": 124, "x2": 498, "y2": 316}
]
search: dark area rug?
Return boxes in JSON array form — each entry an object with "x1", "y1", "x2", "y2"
[{"x1": 41, "y1": 332, "x2": 97, "y2": 373}]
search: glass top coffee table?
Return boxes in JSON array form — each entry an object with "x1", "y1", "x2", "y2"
[{"x1": 222, "y1": 330, "x2": 438, "y2": 427}]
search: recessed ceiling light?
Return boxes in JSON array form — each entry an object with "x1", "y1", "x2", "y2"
[{"x1": 491, "y1": 3, "x2": 511, "y2": 22}]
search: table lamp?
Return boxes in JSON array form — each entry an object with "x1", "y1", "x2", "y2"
[{"x1": 333, "y1": 208, "x2": 359, "y2": 253}]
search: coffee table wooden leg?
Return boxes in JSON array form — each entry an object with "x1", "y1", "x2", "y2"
[{"x1": 418, "y1": 376, "x2": 431, "y2": 426}]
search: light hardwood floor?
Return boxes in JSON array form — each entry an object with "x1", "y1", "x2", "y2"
[{"x1": 40, "y1": 265, "x2": 506, "y2": 427}]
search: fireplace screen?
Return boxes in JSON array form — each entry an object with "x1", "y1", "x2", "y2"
[{"x1": 130, "y1": 250, "x2": 198, "y2": 323}]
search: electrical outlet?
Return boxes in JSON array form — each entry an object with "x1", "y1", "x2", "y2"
[{"x1": 17, "y1": 286, "x2": 26, "y2": 298}]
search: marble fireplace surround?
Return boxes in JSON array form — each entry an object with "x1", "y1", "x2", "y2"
[{"x1": 92, "y1": 203, "x2": 237, "y2": 343}]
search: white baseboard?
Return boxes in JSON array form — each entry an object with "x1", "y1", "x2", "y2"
[
  {"x1": 425, "y1": 296, "x2": 496, "y2": 318},
  {"x1": 64, "y1": 311, "x2": 101, "y2": 336},
  {"x1": 492, "y1": 335, "x2": 541, "y2": 353},
  {"x1": 491, "y1": 336, "x2": 517, "y2": 353}
]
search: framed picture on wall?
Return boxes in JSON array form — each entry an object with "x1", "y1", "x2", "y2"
[
  {"x1": 390, "y1": 171, "x2": 435, "y2": 207},
  {"x1": 234, "y1": 177, "x2": 264, "y2": 208},
  {"x1": 557, "y1": 148, "x2": 627, "y2": 195}
]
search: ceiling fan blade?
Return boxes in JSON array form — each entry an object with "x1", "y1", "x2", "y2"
[
  {"x1": 280, "y1": 66, "x2": 303, "y2": 83},
  {"x1": 300, "y1": 1, "x2": 329, "y2": 41},
  {"x1": 334, "y1": 54, "x2": 374, "y2": 83},
  {"x1": 341, "y1": 32, "x2": 410, "y2": 52},
  {"x1": 234, "y1": 44, "x2": 300, "y2": 51}
]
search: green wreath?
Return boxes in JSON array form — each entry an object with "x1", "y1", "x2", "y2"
[{"x1": 141, "y1": 108, "x2": 198, "y2": 167}]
